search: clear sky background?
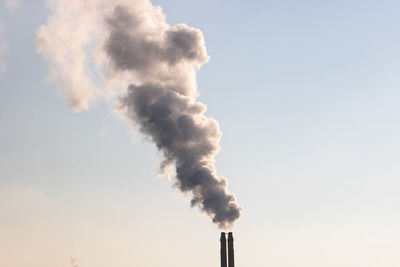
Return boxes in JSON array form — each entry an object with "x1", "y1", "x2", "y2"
[{"x1": 1, "y1": 0, "x2": 400, "y2": 266}]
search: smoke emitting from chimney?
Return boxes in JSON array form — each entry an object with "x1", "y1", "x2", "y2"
[{"x1": 37, "y1": 0, "x2": 242, "y2": 229}]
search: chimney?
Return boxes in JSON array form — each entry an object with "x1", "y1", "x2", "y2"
[
  {"x1": 220, "y1": 232, "x2": 227, "y2": 267},
  {"x1": 228, "y1": 232, "x2": 235, "y2": 267}
]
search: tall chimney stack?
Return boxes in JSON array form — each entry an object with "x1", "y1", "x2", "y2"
[
  {"x1": 220, "y1": 232, "x2": 227, "y2": 267},
  {"x1": 228, "y1": 232, "x2": 235, "y2": 267}
]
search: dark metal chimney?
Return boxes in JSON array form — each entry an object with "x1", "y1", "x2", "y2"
[
  {"x1": 228, "y1": 232, "x2": 235, "y2": 267},
  {"x1": 220, "y1": 232, "x2": 227, "y2": 267}
]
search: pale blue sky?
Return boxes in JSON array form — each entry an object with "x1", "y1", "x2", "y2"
[{"x1": 1, "y1": 0, "x2": 400, "y2": 266}]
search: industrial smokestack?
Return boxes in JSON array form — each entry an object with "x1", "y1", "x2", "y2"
[
  {"x1": 220, "y1": 232, "x2": 227, "y2": 267},
  {"x1": 228, "y1": 232, "x2": 235, "y2": 267}
]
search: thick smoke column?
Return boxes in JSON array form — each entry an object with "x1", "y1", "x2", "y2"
[
  {"x1": 106, "y1": 5, "x2": 241, "y2": 228},
  {"x1": 37, "y1": 0, "x2": 242, "y2": 229}
]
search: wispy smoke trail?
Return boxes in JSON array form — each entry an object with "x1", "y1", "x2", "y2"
[
  {"x1": 36, "y1": 1, "x2": 102, "y2": 111},
  {"x1": 37, "y1": 0, "x2": 242, "y2": 229}
]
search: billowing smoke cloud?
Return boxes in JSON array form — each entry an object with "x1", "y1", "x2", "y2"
[{"x1": 37, "y1": 0, "x2": 242, "y2": 229}]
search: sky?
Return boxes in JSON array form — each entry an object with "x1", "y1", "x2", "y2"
[{"x1": 1, "y1": 0, "x2": 400, "y2": 266}]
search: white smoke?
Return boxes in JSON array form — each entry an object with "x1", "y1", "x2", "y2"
[
  {"x1": 36, "y1": 0, "x2": 103, "y2": 110},
  {"x1": 37, "y1": 0, "x2": 242, "y2": 229}
]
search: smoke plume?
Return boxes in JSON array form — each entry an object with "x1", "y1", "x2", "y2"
[{"x1": 37, "y1": 0, "x2": 242, "y2": 229}]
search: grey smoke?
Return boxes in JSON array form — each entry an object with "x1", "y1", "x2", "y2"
[
  {"x1": 107, "y1": 5, "x2": 241, "y2": 228},
  {"x1": 120, "y1": 84, "x2": 240, "y2": 227},
  {"x1": 37, "y1": 0, "x2": 242, "y2": 229}
]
